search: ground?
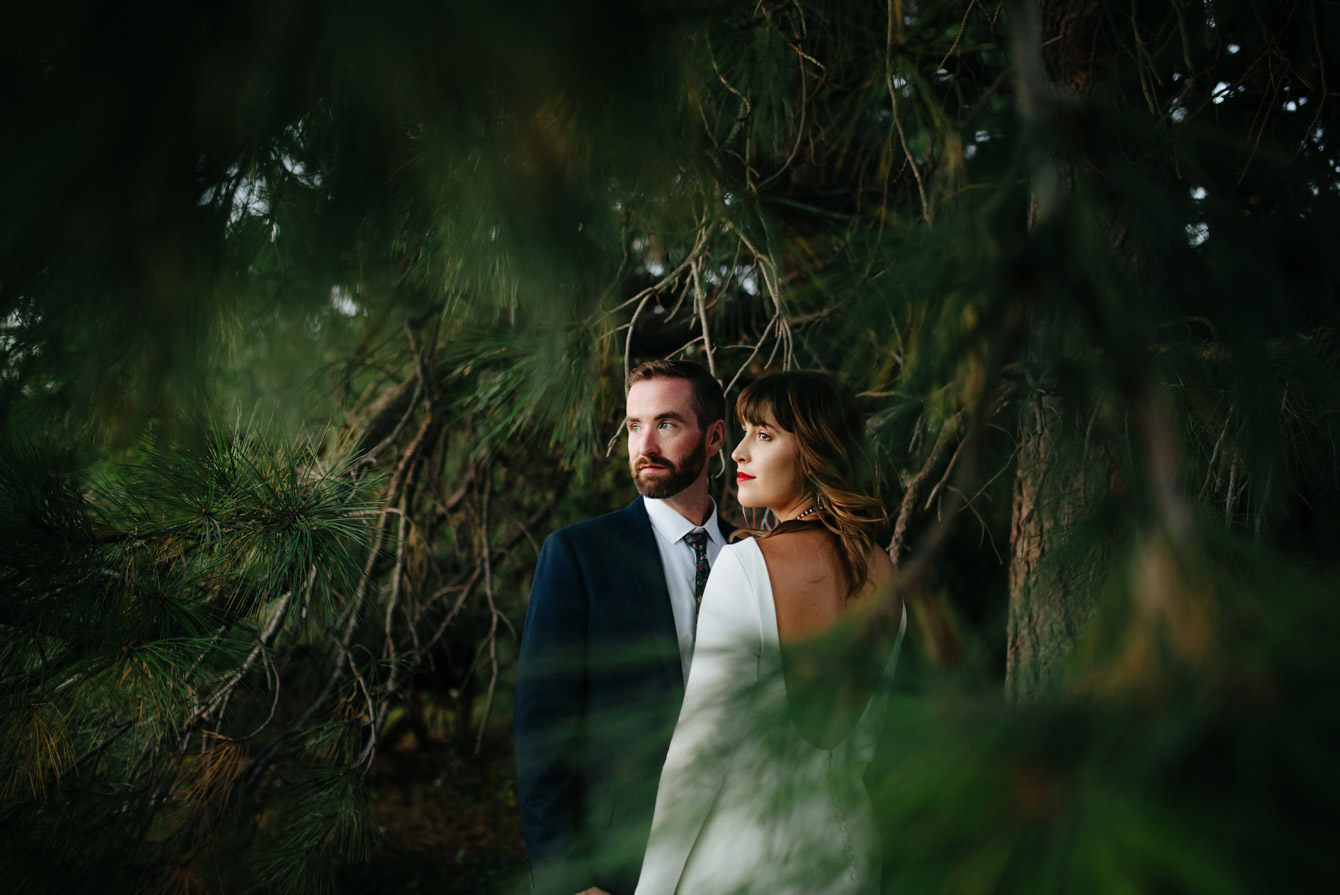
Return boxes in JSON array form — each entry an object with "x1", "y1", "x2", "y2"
[{"x1": 345, "y1": 730, "x2": 529, "y2": 894}]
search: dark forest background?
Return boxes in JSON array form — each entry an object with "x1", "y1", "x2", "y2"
[{"x1": 2, "y1": 1, "x2": 1338, "y2": 892}]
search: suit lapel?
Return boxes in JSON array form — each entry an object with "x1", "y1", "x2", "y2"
[{"x1": 620, "y1": 498, "x2": 685, "y2": 691}]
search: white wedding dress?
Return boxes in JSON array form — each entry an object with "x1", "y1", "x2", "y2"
[{"x1": 636, "y1": 538, "x2": 906, "y2": 895}]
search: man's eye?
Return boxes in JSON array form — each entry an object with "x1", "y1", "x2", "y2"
[
  {"x1": 629, "y1": 424, "x2": 640, "y2": 432},
  {"x1": 659, "y1": 421, "x2": 674, "y2": 430}
]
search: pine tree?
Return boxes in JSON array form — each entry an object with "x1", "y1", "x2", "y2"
[{"x1": 2, "y1": 1, "x2": 1338, "y2": 892}]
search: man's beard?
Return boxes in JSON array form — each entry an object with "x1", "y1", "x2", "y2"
[{"x1": 630, "y1": 436, "x2": 708, "y2": 499}]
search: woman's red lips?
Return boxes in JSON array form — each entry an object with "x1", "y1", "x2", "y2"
[{"x1": 736, "y1": 472, "x2": 755, "y2": 482}]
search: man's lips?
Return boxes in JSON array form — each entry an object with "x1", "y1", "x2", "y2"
[{"x1": 736, "y1": 472, "x2": 755, "y2": 482}]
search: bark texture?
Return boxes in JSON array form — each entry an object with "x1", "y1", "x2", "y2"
[
  {"x1": 1005, "y1": 392, "x2": 1094, "y2": 699},
  {"x1": 1004, "y1": 0, "x2": 1117, "y2": 699}
]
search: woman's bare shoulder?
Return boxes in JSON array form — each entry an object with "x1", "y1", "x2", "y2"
[
  {"x1": 853, "y1": 545, "x2": 895, "y2": 605},
  {"x1": 865, "y1": 544, "x2": 894, "y2": 582}
]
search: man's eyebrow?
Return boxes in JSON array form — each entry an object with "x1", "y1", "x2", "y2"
[{"x1": 625, "y1": 411, "x2": 688, "y2": 423}]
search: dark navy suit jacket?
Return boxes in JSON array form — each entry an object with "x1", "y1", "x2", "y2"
[{"x1": 513, "y1": 497, "x2": 733, "y2": 895}]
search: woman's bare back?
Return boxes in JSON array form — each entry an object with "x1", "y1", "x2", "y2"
[{"x1": 755, "y1": 530, "x2": 898, "y2": 748}]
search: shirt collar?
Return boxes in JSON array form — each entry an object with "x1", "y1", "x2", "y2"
[{"x1": 644, "y1": 496, "x2": 724, "y2": 546}]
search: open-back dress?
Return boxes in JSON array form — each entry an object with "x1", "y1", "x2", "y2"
[{"x1": 635, "y1": 537, "x2": 906, "y2": 895}]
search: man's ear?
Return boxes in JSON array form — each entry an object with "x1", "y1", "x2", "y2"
[{"x1": 705, "y1": 418, "x2": 726, "y2": 455}]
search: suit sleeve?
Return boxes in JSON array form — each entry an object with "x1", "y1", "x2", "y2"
[
  {"x1": 514, "y1": 530, "x2": 591, "y2": 895},
  {"x1": 635, "y1": 546, "x2": 761, "y2": 895}
]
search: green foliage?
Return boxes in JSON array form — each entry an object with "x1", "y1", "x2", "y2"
[
  {"x1": 250, "y1": 769, "x2": 382, "y2": 895},
  {"x1": 0, "y1": 428, "x2": 377, "y2": 892},
  {"x1": 2, "y1": 0, "x2": 1339, "y2": 891},
  {"x1": 871, "y1": 526, "x2": 1340, "y2": 895}
]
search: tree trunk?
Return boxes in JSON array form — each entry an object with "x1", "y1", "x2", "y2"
[
  {"x1": 1005, "y1": 392, "x2": 1092, "y2": 699},
  {"x1": 1004, "y1": 0, "x2": 1115, "y2": 700}
]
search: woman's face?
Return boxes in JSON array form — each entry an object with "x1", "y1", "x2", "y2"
[{"x1": 731, "y1": 407, "x2": 810, "y2": 519}]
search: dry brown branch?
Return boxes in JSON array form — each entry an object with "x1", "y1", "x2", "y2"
[
  {"x1": 474, "y1": 477, "x2": 502, "y2": 755},
  {"x1": 420, "y1": 502, "x2": 556, "y2": 651},
  {"x1": 707, "y1": 31, "x2": 754, "y2": 153},
  {"x1": 356, "y1": 369, "x2": 423, "y2": 467},
  {"x1": 890, "y1": 409, "x2": 965, "y2": 565},
  {"x1": 732, "y1": 0, "x2": 796, "y2": 32},
  {"x1": 1224, "y1": 457, "x2": 1242, "y2": 525},
  {"x1": 729, "y1": 227, "x2": 794, "y2": 368},
  {"x1": 886, "y1": 0, "x2": 931, "y2": 223},
  {"x1": 1237, "y1": 53, "x2": 1285, "y2": 185},
  {"x1": 756, "y1": 44, "x2": 810, "y2": 190},
  {"x1": 1295, "y1": 2, "x2": 1329, "y2": 157},
  {"x1": 343, "y1": 643, "x2": 378, "y2": 771},
  {"x1": 382, "y1": 493, "x2": 411, "y2": 663},
  {"x1": 937, "y1": 2, "x2": 977, "y2": 72},
  {"x1": 691, "y1": 258, "x2": 719, "y2": 379},
  {"x1": 605, "y1": 221, "x2": 711, "y2": 319},
  {"x1": 660, "y1": 273, "x2": 695, "y2": 325},
  {"x1": 422, "y1": 567, "x2": 482, "y2": 653},
  {"x1": 1255, "y1": 463, "x2": 1274, "y2": 540},
  {"x1": 246, "y1": 416, "x2": 437, "y2": 779},
  {"x1": 923, "y1": 431, "x2": 969, "y2": 513},
  {"x1": 949, "y1": 484, "x2": 1003, "y2": 565},
  {"x1": 724, "y1": 314, "x2": 779, "y2": 395},
  {"x1": 1129, "y1": 5, "x2": 1164, "y2": 117},
  {"x1": 961, "y1": 440, "x2": 1021, "y2": 509},
  {"x1": 1200, "y1": 409, "x2": 1233, "y2": 498},
  {"x1": 198, "y1": 567, "x2": 310, "y2": 725}
]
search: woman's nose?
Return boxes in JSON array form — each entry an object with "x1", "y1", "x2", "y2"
[{"x1": 730, "y1": 437, "x2": 747, "y2": 463}]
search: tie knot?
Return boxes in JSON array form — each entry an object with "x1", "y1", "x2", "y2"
[{"x1": 684, "y1": 529, "x2": 707, "y2": 550}]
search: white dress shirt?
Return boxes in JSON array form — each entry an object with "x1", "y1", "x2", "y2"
[{"x1": 643, "y1": 496, "x2": 726, "y2": 682}]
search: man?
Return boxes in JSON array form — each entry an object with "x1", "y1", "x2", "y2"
[{"x1": 514, "y1": 360, "x2": 731, "y2": 895}]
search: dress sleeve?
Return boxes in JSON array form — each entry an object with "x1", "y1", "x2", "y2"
[{"x1": 635, "y1": 544, "x2": 762, "y2": 895}]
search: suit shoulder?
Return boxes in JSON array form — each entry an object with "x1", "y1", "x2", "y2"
[{"x1": 543, "y1": 501, "x2": 638, "y2": 551}]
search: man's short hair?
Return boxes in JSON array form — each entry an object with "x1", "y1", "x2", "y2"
[{"x1": 625, "y1": 360, "x2": 726, "y2": 430}]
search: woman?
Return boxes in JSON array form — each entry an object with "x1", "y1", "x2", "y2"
[{"x1": 635, "y1": 371, "x2": 906, "y2": 895}]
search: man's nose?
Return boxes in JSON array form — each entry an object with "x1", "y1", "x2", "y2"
[{"x1": 632, "y1": 429, "x2": 658, "y2": 457}]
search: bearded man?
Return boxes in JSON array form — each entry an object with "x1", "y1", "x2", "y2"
[{"x1": 513, "y1": 360, "x2": 731, "y2": 895}]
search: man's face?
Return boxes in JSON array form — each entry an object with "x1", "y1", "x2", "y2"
[{"x1": 625, "y1": 377, "x2": 709, "y2": 499}]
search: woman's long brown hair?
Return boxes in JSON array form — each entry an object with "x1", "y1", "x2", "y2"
[{"x1": 731, "y1": 371, "x2": 889, "y2": 596}]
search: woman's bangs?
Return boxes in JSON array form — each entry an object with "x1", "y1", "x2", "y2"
[
  {"x1": 734, "y1": 391, "x2": 769, "y2": 428},
  {"x1": 735, "y1": 376, "x2": 794, "y2": 430}
]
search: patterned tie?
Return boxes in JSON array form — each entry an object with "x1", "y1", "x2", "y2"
[{"x1": 684, "y1": 529, "x2": 710, "y2": 605}]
